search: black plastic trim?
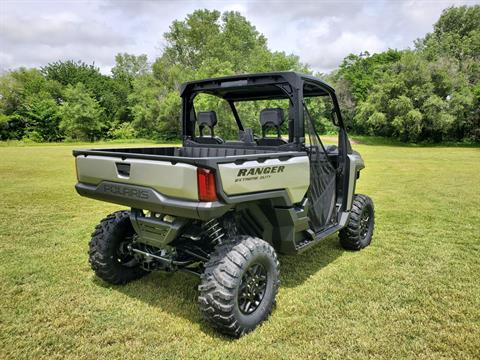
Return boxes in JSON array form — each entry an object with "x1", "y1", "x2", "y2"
[
  {"x1": 75, "y1": 181, "x2": 232, "y2": 221},
  {"x1": 72, "y1": 147, "x2": 305, "y2": 169}
]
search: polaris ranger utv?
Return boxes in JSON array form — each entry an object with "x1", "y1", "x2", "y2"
[{"x1": 73, "y1": 72, "x2": 374, "y2": 337}]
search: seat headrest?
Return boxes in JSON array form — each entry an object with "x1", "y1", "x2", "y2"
[
  {"x1": 260, "y1": 108, "x2": 284, "y2": 128},
  {"x1": 197, "y1": 111, "x2": 217, "y2": 128}
]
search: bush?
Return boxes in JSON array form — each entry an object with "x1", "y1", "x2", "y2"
[
  {"x1": 108, "y1": 122, "x2": 137, "y2": 139},
  {"x1": 21, "y1": 130, "x2": 43, "y2": 143}
]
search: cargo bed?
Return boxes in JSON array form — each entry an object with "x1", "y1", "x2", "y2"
[
  {"x1": 73, "y1": 145, "x2": 310, "y2": 220},
  {"x1": 73, "y1": 145, "x2": 283, "y2": 164}
]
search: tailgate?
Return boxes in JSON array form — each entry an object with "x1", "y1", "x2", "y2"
[{"x1": 75, "y1": 155, "x2": 199, "y2": 201}]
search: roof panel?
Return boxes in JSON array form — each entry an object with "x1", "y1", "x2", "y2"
[{"x1": 180, "y1": 71, "x2": 334, "y2": 100}]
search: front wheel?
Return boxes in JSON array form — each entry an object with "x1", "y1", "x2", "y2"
[
  {"x1": 339, "y1": 194, "x2": 375, "y2": 250},
  {"x1": 198, "y1": 236, "x2": 279, "y2": 337}
]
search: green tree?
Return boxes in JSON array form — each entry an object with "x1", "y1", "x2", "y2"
[
  {"x1": 59, "y1": 83, "x2": 104, "y2": 141},
  {"x1": 336, "y1": 50, "x2": 402, "y2": 103},
  {"x1": 107, "y1": 122, "x2": 137, "y2": 139},
  {"x1": 111, "y1": 53, "x2": 149, "y2": 82},
  {"x1": 418, "y1": 5, "x2": 480, "y2": 63},
  {"x1": 128, "y1": 74, "x2": 164, "y2": 138},
  {"x1": 21, "y1": 95, "x2": 62, "y2": 141},
  {"x1": 131, "y1": 9, "x2": 307, "y2": 140},
  {"x1": 41, "y1": 60, "x2": 122, "y2": 129},
  {"x1": 333, "y1": 5, "x2": 479, "y2": 142},
  {"x1": 0, "y1": 68, "x2": 62, "y2": 140},
  {"x1": 111, "y1": 53, "x2": 150, "y2": 124},
  {"x1": 2, "y1": 5, "x2": 478, "y2": 143}
]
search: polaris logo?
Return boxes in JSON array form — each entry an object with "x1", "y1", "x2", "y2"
[
  {"x1": 103, "y1": 184, "x2": 149, "y2": 200},
  {"x1": 237, "y1": 165, "x2": 285, "y2": 177}
]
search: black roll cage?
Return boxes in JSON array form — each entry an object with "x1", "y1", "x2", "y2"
[{"x1": 180, "y1": 71, "x2": 352, "y2": 154}]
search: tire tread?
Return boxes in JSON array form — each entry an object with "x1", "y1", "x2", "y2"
[
  {"x1": 88, "y1": 210, "x2": 147, "y2": 285},
  {"x1": 339, "y1": 194, "x2": 375, "y2": 251},
  {"x1": 198, "y1": 236, "x2": 279, "y2": 337}
]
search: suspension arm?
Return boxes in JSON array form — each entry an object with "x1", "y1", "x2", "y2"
[{"x1": 129, "y1": 245, "x2": 196, "y2": 267}]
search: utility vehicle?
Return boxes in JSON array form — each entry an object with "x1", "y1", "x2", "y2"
[{"x1": 73, "y1": 72, "x2": 375, "y2": 337}]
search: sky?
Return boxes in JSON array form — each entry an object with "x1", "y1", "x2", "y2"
[{"x1": 1, "y1": 0, "x2": 478, "y2": 74}]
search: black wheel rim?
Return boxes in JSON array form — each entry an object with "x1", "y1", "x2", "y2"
[
  {"x1": 360, "y1": 207, "x2": 372, "y2": 239},
  {"x1": 238, "y1": 263, "x2": 268, "y2": 315},
  {"x1": 116, "y1": 236, "x2": 136, "y2": 267}
]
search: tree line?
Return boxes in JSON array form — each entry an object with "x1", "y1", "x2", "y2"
[
  {"x1": 0, "y1": 6, "x2": 478, "y2": 143},
  {"x1": 330, "y1": 5, "x2": 479, "y2": 142}
]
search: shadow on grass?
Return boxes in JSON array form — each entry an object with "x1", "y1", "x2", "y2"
[
  {"x1": 279, "y1": 235, "x2": 344, "y2": 288},
  {"x1": 93, "y1": 234, "x2": 343, "y2": 339}
]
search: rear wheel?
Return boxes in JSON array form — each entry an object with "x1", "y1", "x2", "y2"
[
  {"x1": 89, "y1": 210, "x2": 148, "y2": 285},
  {"x1": 198, "y1": 236, "x2": 279, "y2": 337},
  {"x1": 339, "y1": 194, "x2": 375, "y2": 250}
]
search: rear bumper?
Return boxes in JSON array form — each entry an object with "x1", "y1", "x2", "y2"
[{"x1": 75, "y1": 181, "x2": 232, "y2": 220}]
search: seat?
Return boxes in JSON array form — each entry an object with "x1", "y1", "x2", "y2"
[
  {"x1": 256, "y1": 108, "x2": 288, "y2": 146},
  {"x1": 195, "y1": 111, "x2": 224, "y2": 144},
  {"x1": 326, "y1": 144, "x2": 338, "y2": 153}
]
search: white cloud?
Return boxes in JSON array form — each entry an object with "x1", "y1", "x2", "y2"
[
  {"x1": 0, "y1": 0, "x2": 478, "y2": 74},
  {"x1": 1, "y1": 13, "x2": 129, "y2": 46},
  {"x1": 301, "y1": 32, "x2": 386, "y2": 70},
  {"x1": 0, "y1": 52, "x2": 14, "y2": 73}
]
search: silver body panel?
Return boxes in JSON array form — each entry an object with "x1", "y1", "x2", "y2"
[
  {"x1": 76, "y1": 155, "x2": 199, "y2": 201},
  {"x1": 218, "y1": 156, "x2": 310, "y2": 204}
]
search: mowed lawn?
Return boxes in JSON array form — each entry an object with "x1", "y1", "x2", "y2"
[{"x1": 0, "y1": 142, "x2": 479, "y2": 359}]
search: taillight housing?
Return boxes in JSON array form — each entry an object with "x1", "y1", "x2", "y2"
[{"x1": 197, "y1": 167, "x2": 217, "y2": 202}]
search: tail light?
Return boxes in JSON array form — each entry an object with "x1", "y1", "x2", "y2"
[{"x1": 197, "y1": 167, "x2": 217, "y2": 202}]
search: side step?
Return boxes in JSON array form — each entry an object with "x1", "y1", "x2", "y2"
[
  {"x1": 295, "y1": 224, "x2": 341, "y2": 252},
  {"x1": 294, "y1": 211, "x2": 350, "y2": 253}
]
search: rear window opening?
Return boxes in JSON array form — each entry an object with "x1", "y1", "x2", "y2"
[{"x1": 192, "y1": 92, "x2": 293, "y2": 147}]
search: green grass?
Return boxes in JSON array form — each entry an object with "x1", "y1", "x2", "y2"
[{"x1": 0, "y1": 142, "x2": 479, "y2": 359}]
